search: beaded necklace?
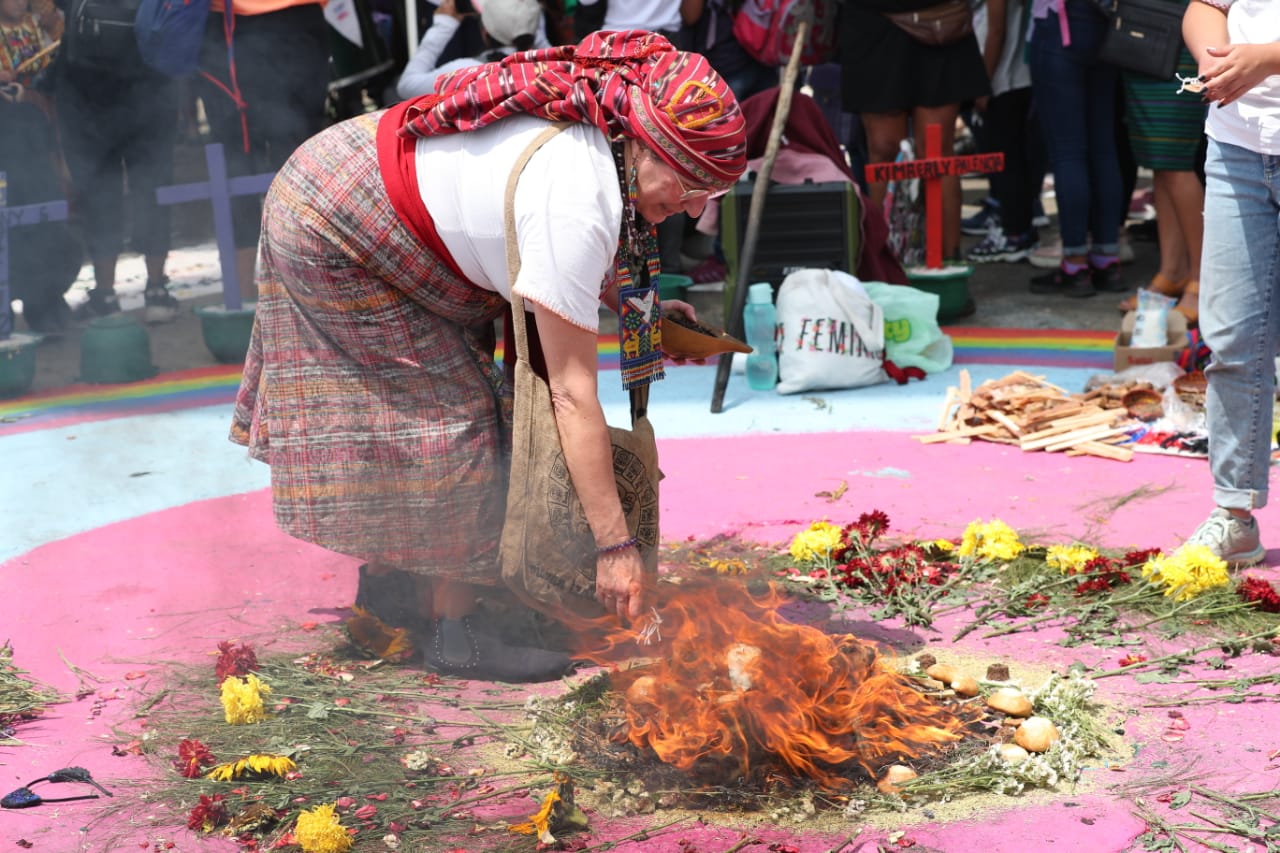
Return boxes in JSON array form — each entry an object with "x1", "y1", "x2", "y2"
[{"x1": 612, "y1": 139, "x2": 665, "y2": 390}]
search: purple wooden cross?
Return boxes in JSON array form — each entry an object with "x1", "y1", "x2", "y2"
[
  {"x1": 155, "y1": 143, "x2": 275, "y2": 312},
  {"x1": 0, "y1": 171, "x2": 69, "y2": 340}
]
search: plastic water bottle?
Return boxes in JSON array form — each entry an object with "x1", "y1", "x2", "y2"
[{"x1": 743, "y1": 282, "x2": 778, "y2": 391}]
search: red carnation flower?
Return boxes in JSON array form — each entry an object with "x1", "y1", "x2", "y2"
[
  {"x1": 1238, "y1": 576, "x2": 1280, "y2": 613},
  {"x1": 215, "y1": 641, "x2": 259, "y2": 684},
  {"x1": 174, "y1": 738, "x2": 216, "y2": 778},
  {"x1": 187, "y1": 793, "x2": 228, "y2": 832}
]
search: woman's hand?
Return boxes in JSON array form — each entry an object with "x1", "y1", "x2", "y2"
[
  {"x1": 1200, "y1": 44, "x2": 1280, "y2": 108},
  {"x1": 659, "y1": 299, "x2": 708, "y2": 365},
  {"x1": 661, "y1": 297, "x2": 697, "y2": 322},
  {"x1": 596, "y1": 546, "x2": 645, "y2": 620},
  {"x1": 435, "y1": 0, "x2": 462, "y2": 20}
]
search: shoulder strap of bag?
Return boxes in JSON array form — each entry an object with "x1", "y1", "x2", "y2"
[
  {"x1": 503, "y1": 121, "x2": 569, "y2": 363},
  {"x1": 503, "y1": 123, "x2": 649, "y2": 424}
]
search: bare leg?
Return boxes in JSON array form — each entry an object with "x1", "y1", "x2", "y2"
[
  {"x1": 236, "y1": 246, "x2": 258, "y2": 301},
  {"x1": 1162, "y1": 169, "x2": 1205, "y2": 322},
  {"x1": 91, "y1": 255, "x2": 116, "y2": 295},
  {"x1": 144, "y1": 253, "x2": 167, "y2": 284},
  {"x1": 430, "y1": 579, "x2": 477, "y2": 620},
  {"x1": 1152, "y1": 171, "x2": 1191, "y2": 286},
  {"x1": 860, "y1": 111, "x2": 910, "y2": 217}
]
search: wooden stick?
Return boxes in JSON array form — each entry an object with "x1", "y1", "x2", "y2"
[
  {"x1": 1066, "y1": 441, "x2": 1135, "y2": 462},
  {"x1": 1041, "y1": 425, "x2": 1133, "y2": 453},
  {"x1": 710, "y1": 19, "x2": 808, "y2": 414},
  {"x1": 914, "y1": 424, "x2": 1002, "y2": 444},
  {"x1": 958, "y1": 369, "x2": 972, "y2": 402},
  {"x1": 988, "y1": 410, "x2": 1023, "y2": 436},
  {"x1": 936, "y1": 386, "x2": 958, "y2": 431},
  {"x1": 14, "y1": 40, "x2": 59, "y2": 75},
  {"x1": 1018, "y1": 411, "x2": 1119, "y2": 445}
]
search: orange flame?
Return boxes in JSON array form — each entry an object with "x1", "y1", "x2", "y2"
[{"x1": 578, "y1": 580, "x2": 973, "y2": 790}]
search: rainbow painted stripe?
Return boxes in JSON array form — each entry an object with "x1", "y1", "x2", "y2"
[
  {"x1": 944, "y1": 327, "x2": 1115, "y2": 369},
  {"x1": 0, "y1": 328, "x2": 1116, "y2": 434}
]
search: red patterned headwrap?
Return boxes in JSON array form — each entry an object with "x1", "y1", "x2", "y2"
[{"x1": 398, "y1": 30, "x2": 747, "y2": 191}]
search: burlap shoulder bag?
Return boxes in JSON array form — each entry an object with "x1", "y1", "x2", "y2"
[
  {"x1": 883, "y1": 0, "x2": 974, "y2": 47},
  {"x1": 499, "y1": 125, "x2": 661, "y2": 621}
]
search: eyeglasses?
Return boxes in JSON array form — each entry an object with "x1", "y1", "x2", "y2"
[
  {"x1": 641, "y1": 149, "x2": 729, "y2": 202},
  {"x1": 1, "y1": 767, "x2": 113, "y2": 809},
  {"x1": 672, "y1": 170, "x2": 730, "y2": 202}
]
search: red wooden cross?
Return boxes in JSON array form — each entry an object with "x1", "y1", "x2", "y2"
[{"x1": 864, "y1": 123, "x2": 1005, "y2": 270}]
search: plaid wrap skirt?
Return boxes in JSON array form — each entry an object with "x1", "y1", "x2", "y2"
[{"x1": 230, "y1": 111, "x2": 513, "y2": 582}]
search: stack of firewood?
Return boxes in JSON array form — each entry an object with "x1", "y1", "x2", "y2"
[{"x1": 914, "y1": 370, "x2": 1139, "y2": 462}]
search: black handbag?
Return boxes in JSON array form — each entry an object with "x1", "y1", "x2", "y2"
[{"x1": 1097, "y1": 0, "x2": 1185, "y2": 80}]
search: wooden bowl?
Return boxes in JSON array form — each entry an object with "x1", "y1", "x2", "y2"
[
  {"x1": 1122, "y1": 387, "x2": 1163, "y2": 421},
  {"x1": 661, "y1": 312, "x2": 753, "y2": 360}
]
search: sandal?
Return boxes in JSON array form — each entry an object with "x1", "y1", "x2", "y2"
[
  {"x1": 1174, "y1": 281, "x2": 1199, "y2": 326},
  {"x1": 2, "y1": 767, "x2": 112, "y2": 809},
  {"x1": 1117, "y1": 272, "x2": 1186, "y2": 312}
]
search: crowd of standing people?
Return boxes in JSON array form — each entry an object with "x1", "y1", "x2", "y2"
[{"x1": 2, "y1": 0, "x2": 1277, "y2": 659}]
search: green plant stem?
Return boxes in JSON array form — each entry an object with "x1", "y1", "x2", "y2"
[
  {"x1": 1090, "y1": 628, "x2": 1280, "y2": 678},
  {"x1": 824, "y1": 834, "x2": 861, "y2": 853},
  {"x1": 978, "y1": 610, "x2": 1064, "y2": 639},
  {"x1": 425, "y1": 778, "x2": 550, "y2": 820},
  {"x1": 724, "y1": 835, "x2": 763, "y2": 853},
  {"x1": 571, "y1": 817, "x2": 690, "y2": 852},
  {"x1": 1186, "y1": 809, "x2": 1270, "y2": 840},
  {"x1": 1190, "y1": 784, "x2": 1280, "y2": 823},
  {"x1": 1133, "y1": 800, "x2": 1191, "y2": 853},
  {"x1": 1143, "y1": 691, "x2": 1276, "y2": 707}
]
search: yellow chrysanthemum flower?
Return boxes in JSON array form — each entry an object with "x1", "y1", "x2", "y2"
[
  {"x1": 957, "y1": 519, "x2": 1025, "y2": 562},
  {"x1": 709, "y1": 558, "x2": 748, "y2": 575},
  {"x1": 206, "y1": 753, "x2": 297, "y2": 781},
  {"x1": 1141, "y1": 544, "x2": 1230, "y2": 601},
  {"x1": 509, "y1": 789, "x2": 561, "y2": 844},
  {"x1": 295, "y1": 803, "x2": 354, "y2": 853},
  {"x1": 220, "y1": 673, "x2": 271, "y2": 725},
  {"x1": 789, "y1": 521, "x2": 844, "y2": 563},
  {"x1": 1045, "y1": 544, "x2": 1099, "y2": 574},
  {"x1": 932, "y1": 539, "x2": 956, "y2": 552}
]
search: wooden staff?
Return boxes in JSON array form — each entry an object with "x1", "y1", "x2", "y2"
[
  {"x1": 709, "y1": 18, "x2": 810, "y2": 414},
  {"x1": 14, "y1": 40, "x2": 60, "y2": 76}
]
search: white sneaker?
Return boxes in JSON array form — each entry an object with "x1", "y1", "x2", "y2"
[{"x1": 1186, "y1": 508, "x2": 1266, "y2": 568}]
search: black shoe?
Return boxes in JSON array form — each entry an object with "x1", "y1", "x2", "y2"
[
  {"x1": 23, "y1": 296, "x2": 73, "y2": 334},
  {"x1": 1090, "y1": 262, "x2": 1127, "y2": 293},
  {"x1": 86, "y1": 289, "x2": 121, "y2": 317},
  {"x1": 1029, "y1": 266, "x2": 1095, "y2": 299},
  {"x1": 143, "y1": 278, "x2": 180, "y2": 324},
  {"x1": 353, "y1": 564, "x2": 418, "y2": 627},
  {"x1": 424, "y1": 616, "x2": 577, "y2": 683}
]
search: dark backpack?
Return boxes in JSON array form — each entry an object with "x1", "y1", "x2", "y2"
[
  {"x1": 62, "y1": 0, "x2": 146, "y2": 72},
  {"x1": 134, "y1": 0, "x2": 210, "y2": 77}
]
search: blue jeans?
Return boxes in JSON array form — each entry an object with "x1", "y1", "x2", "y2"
[
  {"x1": 1201, "y1": 138, "x2": 1280, "y2": 510},
  {"x1": 1029, "y1": 2, "x2": 1122, "y2": 257}
]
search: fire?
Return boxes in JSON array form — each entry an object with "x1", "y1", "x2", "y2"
[{"x1": 581, "y1": 579, "x2": 974, "y2": 791}]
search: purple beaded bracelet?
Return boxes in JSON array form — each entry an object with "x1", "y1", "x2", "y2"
[{"x1": 596, "y1": 535, "x2": 639, "y2": 556}]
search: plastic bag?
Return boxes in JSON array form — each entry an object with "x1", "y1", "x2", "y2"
[
  {"x1": 776, "y1": 269, "x2": 889, "y2": 394},
  {"x1": 862, "y1": 281, "x2": 954, "y2": 374}
]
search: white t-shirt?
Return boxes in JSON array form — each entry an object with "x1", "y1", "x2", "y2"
[
  {"x1": 577, "y1": 0, "x2": 682, "y2": 34},
  {"x1": 415, "y1": 115, "x2": 621, "y2": 331},
  {"x1": 1203, "y1": 0, "x2": 1280, "y2": 155},
  {"x1": 975, "y1": 1, "x2": 1033, "y2": 97},
  {"x1": 396, "y1": 14, "x2": 552, "y2": 100}
]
